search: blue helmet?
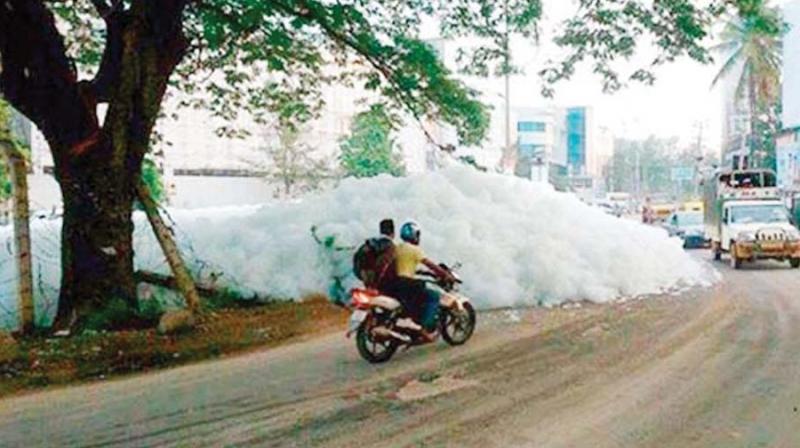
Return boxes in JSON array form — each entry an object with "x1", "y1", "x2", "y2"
[{"x1": 400, "y1": 221, "x2": 421, "y2": 244}]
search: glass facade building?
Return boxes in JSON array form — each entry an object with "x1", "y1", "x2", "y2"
[{"x1": 566, "y1": 107, "x2": 586, "y2": 174}]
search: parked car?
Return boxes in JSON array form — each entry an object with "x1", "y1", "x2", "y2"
[
  {"x1": 664, "y1": 210, "x2": 707, "y2": 249},
  {"x1": 651, "y1": 203, "x2": 676, "y2": 223},
  {"x1": 596, "y1": 201, "x2": 622, "y2": 217}
]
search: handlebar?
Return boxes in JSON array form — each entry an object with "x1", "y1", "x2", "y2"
[{"x1": 415, "y1": 266, "x2": 463, "y2": 286}]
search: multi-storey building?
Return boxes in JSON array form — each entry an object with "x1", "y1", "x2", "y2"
[
  {"x1": 511, "y1": 105, "x2": 612, "y2": 196},
  {"x1": 777, "y1": 0, "x2": 800, "y2": 191}
]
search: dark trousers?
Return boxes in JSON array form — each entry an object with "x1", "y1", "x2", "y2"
[{"x1": 379, "y1": 277, "x2": 426, "y2": 322}]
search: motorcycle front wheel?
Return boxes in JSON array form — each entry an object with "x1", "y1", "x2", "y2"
[
  {"x1": 440, "y1": 302, "x2": 476, "y2": 346},
  {"x1": 356, "y1": 323, "x2": 398, "y2": 363}
]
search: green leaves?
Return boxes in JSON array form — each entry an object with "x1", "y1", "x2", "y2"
[
  {"x1": 183, "y1": 1, "x2": 495, "y2": 145},
  {"x1": 0, "y1": 98, "x2": 30, "y2": 202},
  {"x1": 339, "y1": 104, "x2": 406, "y2": 178},
  {"x1": 140, "y1": 157, "x2": 165, "y2": 205},
  {"x1": 541, "y1": 0, "x2": 719, "y2": 96},
  {"x1": 0, "y1": 100, "x2": 13, "y2": 201},
  {"x1": 43, "y1": 0, "x2": 762, "y2": 153}
]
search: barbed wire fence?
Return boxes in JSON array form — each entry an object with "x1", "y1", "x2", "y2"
[
  {"x1": 0, "y1": 196, "x2": 362, "y2": 331},
  {"x1": 0, "y1": 213, "x2": 61, "y2": 330},
  {"x1": 147, "y1": 204, "x2": 257, "y2": 300},
  {"x1": 0, "y1": 203, "x2": 259, "y2": 330}
]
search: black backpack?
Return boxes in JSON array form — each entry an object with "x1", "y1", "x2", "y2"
[{"x1": 353, "y1": 237, "x2": 396, "y2": 288}]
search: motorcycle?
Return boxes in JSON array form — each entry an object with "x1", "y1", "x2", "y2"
[{"x1": 346, "y1": 263, "x2": 477, "y2": 363}]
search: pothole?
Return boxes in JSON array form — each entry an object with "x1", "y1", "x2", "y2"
[{"x1": 395, "y1": 375, "x2": 479, "y2": 402}]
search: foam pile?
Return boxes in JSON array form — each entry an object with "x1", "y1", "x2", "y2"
[{"x1": 0, "y1": 166, "x2": 716, "y2": 328}]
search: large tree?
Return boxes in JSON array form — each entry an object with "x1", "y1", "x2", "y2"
[{"x1": 0, "y1": 0, "x2": 748, "y2": 330}]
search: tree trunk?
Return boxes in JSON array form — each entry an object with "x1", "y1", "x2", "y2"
[
  {"x1": 1, "y1": 0, "x2": 189, "y2": 331},
  {"x1": 53, "y1": 141, "x2": 137, "y2": 330}
]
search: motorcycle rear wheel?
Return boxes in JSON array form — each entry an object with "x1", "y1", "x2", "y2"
[
  {"x1": 440, "y1": 303, "x2": 476, "y2": 346},
  {"x1": 356, "y1": 324, "x2": 398, "y2": 363}
]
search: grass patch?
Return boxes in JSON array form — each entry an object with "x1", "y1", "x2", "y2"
[{"x1": 0, "y1": 295, "x2": 347, "y2": 398}]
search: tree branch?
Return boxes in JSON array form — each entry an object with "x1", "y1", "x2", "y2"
[
  {"x1": 90, "y1": 4, "x2": 126, "y2": 103},
  {"x1": 90, "y1": 0, "x2": 111, "y2": 17},
  {"x1": 271, "y1": 0, "x2": 448, "y2": 150},
  {"x1": 0, "y1": 0, "x2": 97, "y2": 154}
]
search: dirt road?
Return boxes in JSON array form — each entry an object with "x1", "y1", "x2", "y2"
[{"x1": 2, "y1": 252, "x2": 799, "y2": 447}]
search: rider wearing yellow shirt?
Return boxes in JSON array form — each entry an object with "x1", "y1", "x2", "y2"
[{"x1": 391, "y1": 221, "x2": 454, "y2": 341}]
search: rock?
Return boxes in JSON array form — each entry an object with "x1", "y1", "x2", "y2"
[
  {"x1": 157, "y1": 310, "x2": 196, "y2": 335},
  {"x1": 53, "y1": 329, "x2": 71, "y2": 338}
]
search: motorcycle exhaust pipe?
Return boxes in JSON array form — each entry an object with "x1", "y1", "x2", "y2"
[{"x1": 372, "y1": 326, "x2": 412, "y2": 343}]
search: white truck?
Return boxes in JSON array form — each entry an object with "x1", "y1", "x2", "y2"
[{"x1": 703, "y1": 168, "x2": 800, "y2": 269}]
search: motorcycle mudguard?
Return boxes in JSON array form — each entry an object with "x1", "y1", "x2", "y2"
[
  {"x1": 440, "y1": 292, "x2": 470, "y2": 311},
  {"x1": 346, "y1": 309, "x2": 368, "y2": 337}
]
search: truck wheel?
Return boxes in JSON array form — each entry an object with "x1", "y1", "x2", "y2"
[
  {"x1": 712, "y1": 242, "x2": 721, "y2": 261},
  {"x1": 791, "y1": 258, "x2": 800, "y2": 269},
  {"x1": 730, "y1": 245, "x2": 741, "y2": 269}
]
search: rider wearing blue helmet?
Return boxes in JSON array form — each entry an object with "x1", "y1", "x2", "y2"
[{"x1": 391, "y1": 221, "x2": 455, "y2": 341}]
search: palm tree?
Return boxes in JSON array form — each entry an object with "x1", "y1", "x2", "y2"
[{"x1": 711, "y1": 1, "x2": 783, "y2": 164}]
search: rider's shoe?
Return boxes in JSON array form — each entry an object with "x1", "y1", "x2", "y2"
[{"x1": 419, "y1": 328, "x2": 437, "y2": 344}]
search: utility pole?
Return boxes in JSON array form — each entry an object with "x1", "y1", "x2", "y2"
[
  {"x1": 634, "y1": 146, "x2": 641, "y2": 200},
  {"x1": 501, "y1": 0, "x2": 514, "y2": 173},
  {"x1": 693, "y1": 122, "x2": 705, "y2": 199},
  {"x1": 504, "y1": 64, "x2": 511, "y2": 169},
  {"x1": 694, "y1": 121, "x2": 704, "y2": 157}
]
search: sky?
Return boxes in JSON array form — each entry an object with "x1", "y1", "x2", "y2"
[
  {"x1": 472, "y1": 0, "x2": 797, "y2": 154},
  {"x1": 437, "y1": 0, "x2": 730, "y2": 154}
]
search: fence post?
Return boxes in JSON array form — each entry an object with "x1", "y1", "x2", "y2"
[
  {"x1": 136, "y1": 180, "x2": 201, "y2": 312},
  {"x1": 2, "y1": 142, "x2": 34, "y2": 333}
]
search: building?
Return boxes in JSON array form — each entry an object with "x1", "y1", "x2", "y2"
[
  {"x1": 509, "y1": 105, "x2": 612, "y2": 196},
  {"x1": 587, "y1": 126, "x2": 614, "y2": 180},
  {"x1": 513, "y1": 107, "x2": 561, "y2": 182},
  {"x1": 565, "y1": 107, "x2": 589, "y2": 175},
  {"x1": 19, "y1": 73, "x2": 444, "y2": 209},
  {"x1": 777, "y1": 0, "x2": 800, "y2": 191}
]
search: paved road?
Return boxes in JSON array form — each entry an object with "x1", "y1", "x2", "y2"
[{"x1": 2, "y1": 251, "x2": 800, "y2": 447}]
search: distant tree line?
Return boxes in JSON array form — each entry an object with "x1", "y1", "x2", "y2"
[{"x1": 608, "y1": 136, "x2": 704, "y2": 200}]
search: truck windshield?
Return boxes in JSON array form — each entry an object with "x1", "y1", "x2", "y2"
[{"x1": 730, "y1": 204, "x2": 789, "y2": 224}]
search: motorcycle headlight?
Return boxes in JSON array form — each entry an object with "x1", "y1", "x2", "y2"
[{"x1": 737, "y1": 231, "x2": 756, "y2": 242}]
